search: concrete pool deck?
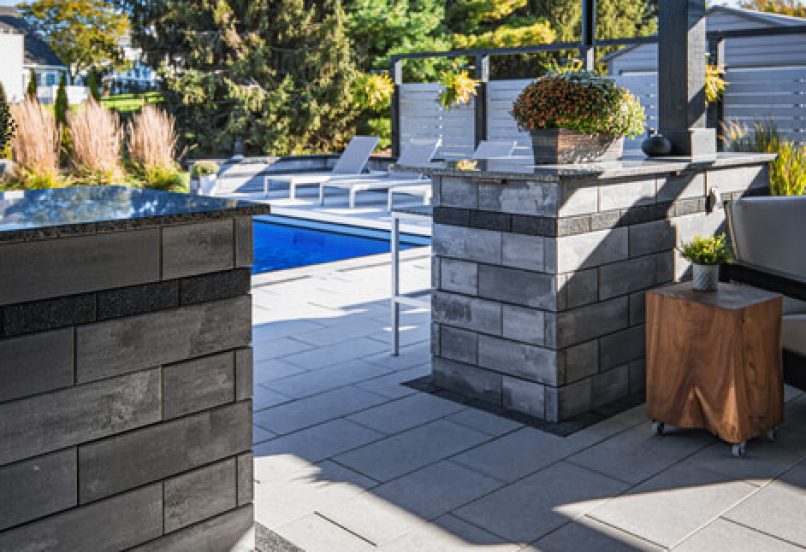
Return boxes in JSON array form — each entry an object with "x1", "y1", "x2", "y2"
[{"x1": 250, "y1": 253, "x2": 806, "y2": 552}]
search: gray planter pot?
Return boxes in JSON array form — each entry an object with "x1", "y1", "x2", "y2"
[
  {"x1": 692, "y1": 263, "x2": 720, "y2": 292},
  {"x1": 530, "y1": 128, "x2": 624, "y2": 164}
]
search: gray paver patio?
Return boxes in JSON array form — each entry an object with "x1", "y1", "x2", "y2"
[{"x1": 251, "y1": 253, "x2": 806, "y2": 551}]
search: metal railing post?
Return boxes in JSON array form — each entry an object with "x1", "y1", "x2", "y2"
[
  {"x1": 582, "y1": 0, "x2": 596, "y2": 70},
  {"x1": 708, "y1": 36, "x2": 726, "y2": 149},
  {"x1": 390, "y1": 58, "x2": 403, "y2": 158},
  {"x1": 474, "y1": 54, "x2": 490, "y2": 148}
]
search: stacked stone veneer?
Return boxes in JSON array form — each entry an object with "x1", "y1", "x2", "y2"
[
  {"x1": 0, "y1": 217, "x2": 257, "y2": 551},
  {"x1": 430, "y1": 162, "x2": 770, "y2": 422}
]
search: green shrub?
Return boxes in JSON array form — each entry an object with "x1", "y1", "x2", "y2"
[
  {"x1": 0, "y1": 83, "x2": 15, "y2": 159},
  {"x1": 144, "y1": 165, "x2": 188, "y2": 193},
  {"x1": 191, "y1": 160, "x2": 219, "y2": 178},
  {"x1": 679, "y1": 234, "x2": 731, "y2": 265},
  {"x1": 722, "y1": 121, "x2": 806, "y2": 195},
  {"x1": 512, "y1": 70, "x2": 645, "y2": 138}
]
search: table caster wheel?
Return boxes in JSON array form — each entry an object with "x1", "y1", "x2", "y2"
[
  {"x1": 651, "y1": 421, "x2": 665, "y2": 436},
  {"x1": 732, "y1": 442, "x2": 747, "y2": 458},
  {"x1": 766, "y1": 427, "x2": 779, "y2": 442}
]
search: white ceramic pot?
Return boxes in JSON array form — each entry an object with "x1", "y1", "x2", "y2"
[
  {"x1": 199, "y1": 174, "x2": 218, "y2": 195},
  {"x1": 692, "y1": 263, "x2": 719, "y2": 292}
]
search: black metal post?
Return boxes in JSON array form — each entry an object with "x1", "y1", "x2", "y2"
[
  {"x1": 474, "y1": 54, "x2": 490, "y2": 148},
  {"x1": 581, "y1": 0, "x2": 596, "y2": 70},
  {"x1": 390, "y1": 58, "x2": 403, "y2": 158},
  {"x1": 707, "y1": 36, "x2": 726, "y2": 150}
]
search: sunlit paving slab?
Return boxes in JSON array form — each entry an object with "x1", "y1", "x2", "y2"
[{"x1": 252, "y1": 255, "x2": 806, "y2": 551}]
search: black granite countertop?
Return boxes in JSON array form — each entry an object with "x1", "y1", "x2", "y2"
[
  {"x1": 0, "y1": 186, "x2": 270, "y2": 243},
  {"x1": 399, "y1": 152, "x2": 776, "y2": 181}
]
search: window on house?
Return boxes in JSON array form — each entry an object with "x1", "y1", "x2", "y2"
[{"x1": 45, "y1": 73, "x2": 56, "y2": 86}]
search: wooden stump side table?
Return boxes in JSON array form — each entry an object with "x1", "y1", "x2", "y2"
[{"x1": 646, "y1": 282, "x2": 783, "y2": 456}]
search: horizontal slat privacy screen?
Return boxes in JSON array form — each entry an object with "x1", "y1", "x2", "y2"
[{"x1": 398, "y1": 67, "x2": 805, "y2": 160}]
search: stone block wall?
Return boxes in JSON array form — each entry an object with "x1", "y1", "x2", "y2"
[
  {"x1": 0, "y1": 217, "x2": 256, "y2": 551},
  {"x1": 431, "y1": 163, "x2": 769, "y2": 422}
]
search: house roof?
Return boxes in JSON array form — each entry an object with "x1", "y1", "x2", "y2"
[
  {"x1": 0, "y1": 6, "x2": 65, "y2": 68},
  {"x1": 602, "y1": 5, "x2": 805, "y2": 63}
]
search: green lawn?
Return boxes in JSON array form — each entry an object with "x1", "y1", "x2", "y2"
[{"x1": 101, "y1": 92, "x2": 163, "y2": 113}]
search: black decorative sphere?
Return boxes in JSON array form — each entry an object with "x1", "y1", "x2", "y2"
[{"x1": 641, "y1": 131, "x2": 672, "y2": 157}]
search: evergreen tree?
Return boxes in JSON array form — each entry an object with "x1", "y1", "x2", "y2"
[
  {"x1": 54, "y1": 73, "x2": 69, "y2": 128},
  {"x1": 123, "y1": 0, "x2": 359, "y2": 156},
  {"x1": 88, "y1": 72, "x2": 102, "y2": 102},
  {"x1": 26, "y1": 70, "x2": 38, "y2": 100},
  {"x1": 0, "y1": 83, "x2": 15, "y2": 158}
]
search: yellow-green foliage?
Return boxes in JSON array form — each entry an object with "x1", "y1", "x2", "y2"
[
  {"x1": 721, "y1": 121, "x2": 806, "y2": 195},
  {"x1": 741, "y1": 0, "x2": 806, "y2": 17},
  {"x1": 191, "y1": 160, "x2": 219, "y2": 178},
  {"x1": 705, "y1": 64, "x2": 726, "y2": 105},
  {"x1": 438, "y1": 70, "x2": 479, "y2": 110},
  {"x1": 680, "y1": 234, "x2": 732, "y2": 266},
  {"x1": 770, "y1": 144, "x2": 806, "y2": 196},
  {"x1": 452, "y1": 20, "x2": 555, "y2": 49},
  {"x1": 352, "y1": 73, "x2": 394, "y2": 111}
]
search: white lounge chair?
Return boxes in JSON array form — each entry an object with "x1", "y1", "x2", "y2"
[
  {"x1": 318, "y1": 138, "x2": 441, "y2": 209},
  {"x1": 386, "y1": 139, "x2": 518, "y2": 211},
  {"x1": 263, "y1": 135, "x2": 379, "y2": 198}
]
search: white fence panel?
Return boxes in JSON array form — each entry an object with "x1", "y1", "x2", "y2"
[
  {"x1": 399, "y1": 83, "x2": 475, "y2": 160},
  {"x1": 723, "y1": 66, "x2": 806, "y2": 145},
  {"x1": 399, "y1": 67, "x2": 806, "y2": 158}
]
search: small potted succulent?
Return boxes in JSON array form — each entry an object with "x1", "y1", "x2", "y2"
[
  {"x1": 191, "y1": 160, "x2": 220, "y2": 195},
  {"x1": 680, "y1": 233, "x2": 732, "y2": 292},
  {"x1": 511, "y1": 70, "x2": 645, "y2": 164}
]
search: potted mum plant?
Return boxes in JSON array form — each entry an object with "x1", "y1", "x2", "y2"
[
  {"x1": 191, "y1": 160, "x2": 220, "y2": 195},
  {"x1": 680, "y1": 233, "x2": 731, "y2": 292},
  {"x1": 512, "y1": 70, "x2": 645, "y2": 164}
]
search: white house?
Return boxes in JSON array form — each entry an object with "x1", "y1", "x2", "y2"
[
  {"x1": 0, "y1": 24, "x2": 24, "y2": 101},
  {"x1": 0, "y1": 6, "x2": 74, "y2": 103}
]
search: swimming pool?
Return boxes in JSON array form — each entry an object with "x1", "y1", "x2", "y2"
[{"x1": 252, "y1": 215, "x2": 430, "y2": 273}]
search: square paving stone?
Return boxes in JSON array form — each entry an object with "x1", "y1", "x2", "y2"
[
  {"x1": 722, "y1": 460, "x2": 806, "y2": 547},
  {"x1": 333, "y1": 420, "x2": 490, "y2": 482},
  {"x1": 253, "y1": 386, "x2": 388, "y2": 435},
  {"x1": 274, "y1": 514, "x2": 373, "y2": 552},
  {"x1": 346, "y1": 393, "x2": 466, "y2": 435},
  {"x1": 266, "y1": 359, "x2": 391, "y2": 399},
  {"x1": 531, "y1": 516, "x2": 663, "y2": 551},
  {"x1": 253, "y1": 359, "x2": 308, "y2": 385},
  {"x1": 254, "y1": 459, "x2": 377, "y2": 531},
  {"x1": 372, "y1": 461, "x2": 502, "y2": 520},
  {"x1": 376, "y1": 514, "x2": 521, "y2": 552},
  {"x1": 588, "y1": 460, "x2": 758, "y2": 548},
  {"x1": 675, "y1": 518, "x2": 803, "y2": 552},
  {"x1": 453, "y1": 461, "x2": 628, "y2": 543},
  {"x1": 445, "y1": 408, "x2": 524, "y2": 437},
  {"x1": 317, "y1": 490, "x2": 425, "y2": 545},
  {"x1": 354, "y1": 364, "x2": 430, "y2": 399},
  {"x1": 253, "y1": 419, "x2": 383, "y2": 465},
  {"x1": 452, "y1": 427, "x2": 584, "y2": 483},
  {"x1": 281, "y1": 338, "x2": 388, "y2": 369},
  {"x1": 567, "y1": 423, "x2": 714, "y2": 485}
]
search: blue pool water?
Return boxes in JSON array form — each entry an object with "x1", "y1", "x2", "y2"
[{"x1": 252, "y1": 216, "x2": 430, "y2": 274}]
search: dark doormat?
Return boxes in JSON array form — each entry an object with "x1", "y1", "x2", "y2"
[{"x1": 404, "y1": 376, "x2": 646, "y2": 437}]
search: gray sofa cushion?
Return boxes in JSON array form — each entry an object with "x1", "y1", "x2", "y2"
[
  {"x1": 783, "y1": 314, "x2": 806, "y2": 357},
  {"x1": 727, "y1": 196, "x2": 806, "y2": 281}
]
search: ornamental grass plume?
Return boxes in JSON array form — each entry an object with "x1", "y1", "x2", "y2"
[
  {"x1": 126, "y1": 105, "x2": 186, "y2": 192},
  {"x1": 68, "y1": 99, "x2": 124, "y2": 184},
  {"x1": 9, "y1": 97, "x2": 65, "y2": 188}
]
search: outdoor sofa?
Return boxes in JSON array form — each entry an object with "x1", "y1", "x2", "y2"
[{"x1": 724, "y1": 195, "x2": 806, "y2": 390}]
